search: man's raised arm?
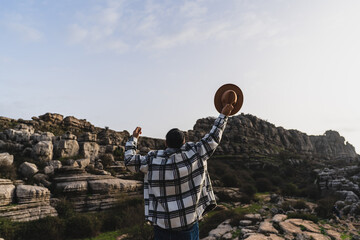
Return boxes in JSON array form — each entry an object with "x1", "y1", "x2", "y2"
[
  {"x1": 124, "y1": 127, "x2": 149, "y2": 173},
  {"x1": 194, "y1": 104, "x2": 233, "y2": 160}
]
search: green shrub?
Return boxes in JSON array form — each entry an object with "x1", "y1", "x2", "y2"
[
  {"x1": 315, "y1": 197, "x2": 338, "y2": 219},
  {"x1": 242, "y1": 184, "x2": 257, "y2": 197},
  {"x1": 65, "y1": 213, "x2": 101, "y2": 239},
  {"x1": 221, "y1": 173, "x2": 240, "y2": 187},
  {"x1": 302, "y1": 184, "x2": 320, "y2": 200},
  {"x1": 55, "y1": 198, "x2": 75, "y2": 218},
  {"x1": 280, "y1": 202, "x2": 292, "y2": 212},
  {"x1": 20, "y1": 216, "x2": 64, "y2": 240},
  {"x1": 281, "y1": 183, "x2": 299, "y2": 196},
  {"x1": 255, "y1": 178, "x2": 273, "y2": 192},
  {"x1": 0, "y1": 217, "x2": 18, "y2": 240},
  {"x1": 124, "y1": 224, "x2": 154, "y2": 240},
  {"x1": 292, "y1": 200, "x2": 308, "y2": 210}
]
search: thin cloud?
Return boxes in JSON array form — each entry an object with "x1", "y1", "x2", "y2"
[
  {"x1": 67, "y1": 0, "x2": 284, "y2": 53},
  {"x1": 6, "y1": 22, "x2": 43, "y2": 42}
]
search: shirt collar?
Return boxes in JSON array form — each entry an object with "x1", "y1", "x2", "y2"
[{"x1": 165, "y1": 147, "x2": 179, "y2": 155}]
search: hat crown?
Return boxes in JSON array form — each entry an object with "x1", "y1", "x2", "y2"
[
  {"x1": 214, "y1": 83, "x2": 243, "y2": 116},
  {"x1": 221, "y1": 90, "x2": 237, "y2": 105}
]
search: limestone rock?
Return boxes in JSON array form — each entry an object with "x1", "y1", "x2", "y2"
[
  {"x1": 49, "y1": 160, "x2": 62, "y2": 169},
  {"x1": 76, "y1": 158, "x2": 90, "y2": 169},
  {"x1": 302, "y1": 232, "x2": 330, "y2": 240},
  {"x1": 33, "y1": 173, "x2": 51, "y2": 188},
  {"x1": 239, "y1": 220, "x2": 252, "y2": 226},
  {"x1": 0, "y1": 179, "x2": 15, "y2": 206},
  {"x1": 4, "y1": 127, "x2": 32, "y2": 142},
  {"x1": 16, "y1": 185, "x2": 50, "y2": 204},
  {"x1": 259, "y1": 220, "x2": 278, "y2": 234},
  {"x1": 79, "y1": 142, "x2": 99, "y2": 161},
  {"x1": 244, "y1": 213, "x2": 262, "y2": 222},
  {"x1": 286, "y1": 219, "x2": 320, "y2": 233},
  {"x1": 326, "y1": 230, "x2": 342, "y2": 240},
  {"x1": 88, "y1": 178, "x2": 142, "y2": 194},
  {"x1": 0, "y1": 152, "x2": 13, "y2": 165},
  {"x1": 19, "y1": 162, "x2": 38, "y2": 178},
  {"x1": 0, "y1": 201, "x2": 57, "y2": 222},
  {"x1": 44, "y1": 165, "x2": 54, "y2": 175},
  {"x1": 32, "y1": 141, "x2": 53, "y2": 161},
  {"x1": 279, "y1": 220, "x2": 302, "y2": 235},
  {"x1": 78, "y1": 132, "x2": 97, "y2": 142},
  {"x1": 54, "y1": 135, "x2": 79, "y2": 158},
  {"x1": 55, "y1": 181, "x2": 88, "y2": 195},
  {"x1": 272, "y1": 214, "x2": 287, "y2": 223},
  {"x1": 38, "y1": 113, "x2": 63, "y2": 123},
  {"x1": 208, "y1": 219, "x2": 233, "y2": 238},
  {"x1": 31, "y1": 132, "x2": 54, "y2": 143},
  {"x1": 245, "y1": 234, "x2": 284, "y2": 240}
]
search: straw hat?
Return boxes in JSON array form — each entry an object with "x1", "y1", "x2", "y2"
[{"x1": 214, "y1": 83, "x2": 243, "y2": 116}]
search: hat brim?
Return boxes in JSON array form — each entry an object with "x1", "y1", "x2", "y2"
[{"x1": 214, "y1": 84, "x2": 244, "y2": 116}]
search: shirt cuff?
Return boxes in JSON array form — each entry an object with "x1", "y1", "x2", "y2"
[
  {"x1": 219, "y1": 113, "x2": 226, "y2": 118},
  {"x1": 131, "y1": 136, "x2": 138, "y2": 143}
]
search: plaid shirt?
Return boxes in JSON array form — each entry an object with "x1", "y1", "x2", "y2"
[{"x1": 124, "y1": 114, "x2": 228, "y2": 230}]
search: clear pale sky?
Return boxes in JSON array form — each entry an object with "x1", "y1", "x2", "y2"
[{"x1": 1, "y1": 0, "x2": 359, "y2": 152}]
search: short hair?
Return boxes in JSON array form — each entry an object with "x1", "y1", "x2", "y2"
[{"x1": 166, "y1": 128, "x2": 185, "y2": 149}]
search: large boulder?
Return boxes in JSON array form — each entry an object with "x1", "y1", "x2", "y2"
[
  {"x1": 19, "y1": 162, "x2": 39, "y2": 178},
  {"x1": 79, "y1": 142, "x2": 99, "y2": 161},
  {"x1": 30, "y1": 132, "x2": 54, "y2": 143},
  {"x1": 54, "y1": 138, "x2": 79, "y2": 158},
  {"x1": 0, "y1": 153, "x2": 13, "y2": 165},
  {"x1": 76, "y1": 158, "x2": 90, "y2": 169},
  {"x1": 16, "y1": 185, "x2": 50, "y2": 204},
  {"x1": 32, "y1": 141, "x2": 53, "y2": 161},
  {"x1": 49, "y1": 160, "x2": 62, "y2": 169},
  {"x1": 4, "y1": 129, "x2": 31, "y2": 143},
  {"x1": 0, "y1": 179, "x2": 15, "y2": 206}
]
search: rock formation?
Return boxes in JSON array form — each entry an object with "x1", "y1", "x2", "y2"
[{"x1": 0, "y1": 112, "x2": 359, "y2": 224}]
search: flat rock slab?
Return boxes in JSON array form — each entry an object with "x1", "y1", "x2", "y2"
[
  {"x1": 16, "y1": 185, "x2": 50, "y2": 204},
  {"x1": 245, "y1": 233, "x2": 284, "y2": 240},
  {"x1": 279, "y1": 221, "x2": 302, "y2": 235},
  {"x1": 208, "y1": 219, "x2": 233, "y2": 238},
  {"x1": 240, "y1": 220, "x2": 253, "y2": 226},
  {"x1": 326, "y1": 229, "x2": 342, "y2": 240},
  {"x1": 302, "y1": 232, "x2": 331, "y2": 240},
  {"x1": 286, "y1": 218, "x2": 320, "y2": 233},
  {"x1": 272, "y1": 214, "x2": 287, "y2": 223},
  {"x1": 88, "y1": 178, "x2": 142, "y2": 194},
  {"x1": 244, "y1": 213, "x2": 262, "y2": 222},
  {"x1": 259, "y1": 221, "x2": 279, "y2": 234}
]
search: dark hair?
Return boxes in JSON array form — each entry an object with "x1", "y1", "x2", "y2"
[{"x1": 166, "y1": 128, "x2": 185, "y2": 149}]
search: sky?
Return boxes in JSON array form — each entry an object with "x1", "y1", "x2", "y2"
[{"x1": 1, "y1": 0, "x2": 360, "y2": 152}]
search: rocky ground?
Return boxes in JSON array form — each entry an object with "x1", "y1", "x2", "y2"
[{"x1": 201, "y1": 194, "x2": 360, "y2": 240}]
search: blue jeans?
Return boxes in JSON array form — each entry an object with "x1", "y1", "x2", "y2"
[{"x1": 154, "y1": 222, "x2": 199, "y2": 240}]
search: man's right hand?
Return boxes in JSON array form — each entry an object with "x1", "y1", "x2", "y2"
[
  {"x1": 221, "y1": 104, "x2": 234, "y2": 116},
  {"x1": 133, "y1": 127, "x2": 142, "y2": 138}
]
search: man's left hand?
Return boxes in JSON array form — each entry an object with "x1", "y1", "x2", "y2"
[{"x1": 133, "y1": 127, "x2": 142, "y2": 138}]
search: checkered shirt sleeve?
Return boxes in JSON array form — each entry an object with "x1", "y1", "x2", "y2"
[{"x1": 124, "y1": 136, "x2": 149, "y2": 173}]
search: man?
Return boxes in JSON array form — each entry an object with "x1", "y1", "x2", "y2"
[{"x1": 124, "y1": 104, "x2": 233, "y2": 240}]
